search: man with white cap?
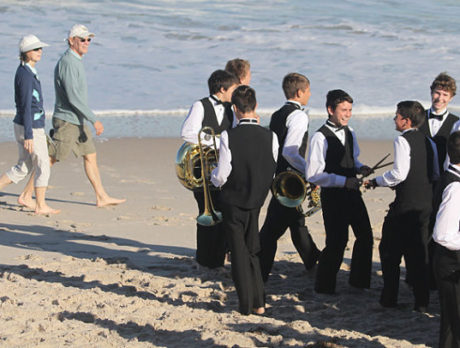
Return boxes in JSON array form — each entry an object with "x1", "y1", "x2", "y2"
[
  {"x1": 21, "y1": 24, "x2": 126, "y2": 207},
  {"x1": 0, "y1": 34, "x2": 60, "y2": 214}
]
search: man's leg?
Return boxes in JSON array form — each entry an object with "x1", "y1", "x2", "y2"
[
  {"x1": 258, "y1": 197, "x2": 289, "y2": 282},
  {"x1": 379, "y1": 211, "x2": 404, "y2": 307},
  {"x1": 315, "y1": 190, "x2": 349, "y2": 294},
  {"x1": 349, "y1": 193, "x2": 373, "y2": 289},
  {"x1": 289, "y1": 209, "x2": 321, "y2": 271},
  {"x1": 83, "y1": 152, "x2": 126, "y2": 207}
]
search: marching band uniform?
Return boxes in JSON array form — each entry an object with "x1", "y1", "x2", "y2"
[
  {"x1": 306, "y1": 121, "x2": 373, "y2": 294},
  {"x1": 419, "y1": 108, "x2": 459, "y2": 171},
  {"x1": 419, "y1": 108, "x2": 459, "y2": 289},
  {"x1": 373, "y1": 128, "x2": 438, "y2": 310},
  {"x1": 259, "y1": 101, "x2": 320, "y2": 282},
  {"x1": 432, "y1": 164, "x2": 460, "y2": 348},
  {"x1": 211, "y1": 118, "x2": 278, "y2": 314},
  {"x1": 180, "y1": 95, "x2": 236, "y2": 268}
]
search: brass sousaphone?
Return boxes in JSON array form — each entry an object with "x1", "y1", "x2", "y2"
[{"x1": 175, "y1": 127, "x2": 223, "y2": 226}]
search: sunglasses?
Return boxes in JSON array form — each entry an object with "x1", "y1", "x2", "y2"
[
  {"x1": 79, "y1": 38, "x2": 92, "y2": 43},
  {"x1": 33, "y1": 47, "x2": 42, "y2": 51}
]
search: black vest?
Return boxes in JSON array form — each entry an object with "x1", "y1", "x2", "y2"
[
  {"x1": 318, "y1": 125, "x2": 356, "y2": 178},
  {"x1": 393, "y1": 130, "x2": 434, "y2": 212},
  {"x1": 432, "y1": 166, "x2": 460, "y2": 219},
  {"x1": 200, "y1": 97, "x2": 234, "y2": 135},
  {"x1": 269, "y1": 103, "x2": 309, "y2": 174},
  {"x1": 220, "y1": 124, "x2": 276, "y2": 209},
  {"x1": 419, "y1": 111, "x2": 459, "y2": 170}
]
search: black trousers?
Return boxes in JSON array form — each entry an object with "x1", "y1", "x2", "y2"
[
  {"x1": 221, "y1": 203, "x2": 265, "y2": 315},
  {"x1": 259, "y1": 196, "x2": 320, "y2": 282},
  {"x1": 315, "y1": 188, "x2": 373, "y2": 294},
  {"x1": 433, "y1": 243, "x2": 460, "y2": 348},
  {"x1": 379, "y1": 207, "x2": 430, "y2": 308},
  {"x1": 193, "y1": 190, "x2": 226, "y2": 268}
]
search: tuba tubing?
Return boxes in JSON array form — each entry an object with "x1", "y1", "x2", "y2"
[
  {"x1": 196, "y1": 127, "x2": 223, "y2": 226},
  {"x1": 272, "y1": 170, "x2": 321, "y2": 217}
]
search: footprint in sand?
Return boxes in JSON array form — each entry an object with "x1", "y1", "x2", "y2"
[{"x1": 151, "y1": 205, "x2": 172, "y2": 211}]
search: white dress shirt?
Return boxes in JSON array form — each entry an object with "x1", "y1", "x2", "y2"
[
  {"x1": 211, "y1": 120, "x2": 279, "y2": 188},
  {"x1": 432, "y1": 165, "x2": 460, "y2": 251},
  {"x1": 375, "y1": 129, "x2": 439, "y2": 187},
  {"x1": 306, "y1": 123, "x2": 364, "y2": 187},
  {"x1": 282, "y1": 101, "x2": 309, "y2": 175},
  {"x1": 427, "y1": 107, "x2": 449, "y2": 137},
  {"x1": 180, "y1": 95, "x2": 237, "y2": 147}
]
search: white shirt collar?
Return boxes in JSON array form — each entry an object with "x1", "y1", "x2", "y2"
[{"x1": 430, "y1": 107, "x2": 448, "y2": 116}]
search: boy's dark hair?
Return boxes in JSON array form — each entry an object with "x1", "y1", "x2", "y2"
[
  {"x1": 225, "y1": 58, "x2": 250, "y2": 83},
  {"x1": 396, "y1": 100, "x2": 426, "y2": 128},
  {"x1": 448, "y1": 130, "x2": 460, "y2": 164},
  {"x1": 208, "y1": 69, "x2": 239, "y2": 95},
  {"x1": 326, "y1": 89, "x2": 353, "y2": 114},
  {"x1": 232, "y1": 85, "x2": 256, "y2": 113},
  {"x1": 430, "y1": 72, "x2": 457, "y2": 97},
  {"x1": 282, "y1": 73, "x2": 310, "y2": 99}
]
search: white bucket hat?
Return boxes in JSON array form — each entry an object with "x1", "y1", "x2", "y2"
[
  {"x1": 19, "y1": 34, "x2": 49, "y2": 53},
  {"x1": 68, "y1": 24, "x2": 95, "y2": 39}
]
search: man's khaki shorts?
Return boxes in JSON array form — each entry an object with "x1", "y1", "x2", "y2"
[{"x1": 48, "y1": 118, "x2": 96, "y2": 161}]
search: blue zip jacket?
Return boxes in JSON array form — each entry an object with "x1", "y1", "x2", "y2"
[{"x1": 13, "y1": 63, "x2": 45, "y2": 139}]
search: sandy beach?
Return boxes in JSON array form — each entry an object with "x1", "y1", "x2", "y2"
[{"x1": 0, "y1": 137, "x2": 439, "y2": 347}]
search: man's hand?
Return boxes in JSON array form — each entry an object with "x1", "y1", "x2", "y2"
[
  {"x1": 363, "y1": 178, "x2": 377, "y2": 190},
  {"x1": 345, "y1": 177, "x2": 361, "y2": 190},
  {"x1": 358, "y1": 165, "x2": 373, "y2": 177},
  {"x1": 94, "y1": 121, "x2": 104, "y2": 136},
  {"x1": 24, "y1": 139, "x2": 33, "y2": 154}
]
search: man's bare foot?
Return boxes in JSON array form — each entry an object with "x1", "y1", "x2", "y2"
[
  {"x1": 253, "y1": 307, "x2": 265, "y2": 315},
  {"x1": 35, "y1": 205, "x2": 61, "y2": 215},
  {"x1": 18, "y1": 193, "x2": 36, "y2": 210},
  {"x1": 96, "y1": 197, "x2": 127, "y2": 207}
]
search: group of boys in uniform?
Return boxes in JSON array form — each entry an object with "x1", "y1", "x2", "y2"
[{"x1": 180, "y1": 64, "x2": 460, "y2": 346}]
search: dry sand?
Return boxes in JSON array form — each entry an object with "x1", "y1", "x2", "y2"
[{"x1": 0, "y1": 137, "x2": 439, "y2": 347}]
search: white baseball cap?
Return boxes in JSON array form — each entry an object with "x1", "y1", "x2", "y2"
[
  {"x1": 19, "y1": 34, "x2": 49, "y2": 53},
  {"x1": 68, "y1": 24, "x2": 95, "y2": 39}
]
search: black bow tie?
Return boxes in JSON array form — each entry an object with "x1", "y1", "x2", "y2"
[
  {"x1": 286, "y1": 101, "x2": 301, "y2": 109},
  {"x1": 327, "y1": 120, "x2": 346, "y2": 132},
  {"x1": 429, "y1": 110, "x2": 447, "y2": 121},
  {"x1": 210, "y1": 95, "x2": 224, "y2": 105},
  {"x1": 286, "y1": 101, "x2": 308, "y2": 113}
]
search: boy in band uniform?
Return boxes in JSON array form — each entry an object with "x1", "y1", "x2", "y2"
[
  {"x1": 258, "y1": 73, "x2": 320, "y2": 282},
  {"x1": 211, "y1": 85, "x2": 278, "y2": 315},
  {"x1": 432, "y1": 131, "x2": 460, "y2": 348},
  {"x1": 419, "y1": 72, "x2": 459, "y2": 171},
  {"x1": 366, "y1": 101, "x2": 439, "y2": 311},
  {"x1": 306, "y1": 89, "x2": 373, "y2": 294},
  {"x1": 225, "y1": 58, "x2": 251, "y2": 85},
  {"x1": 180, "y1": 69, "x2": 239, "y2": 269},
  {"x1": 418, "y1": 73, "x2": 458, "y2": 289}
]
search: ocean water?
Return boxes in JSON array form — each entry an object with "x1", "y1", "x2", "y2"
[{"x1": 0, "y1": 0, "x2": 459, "y2": 141}]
